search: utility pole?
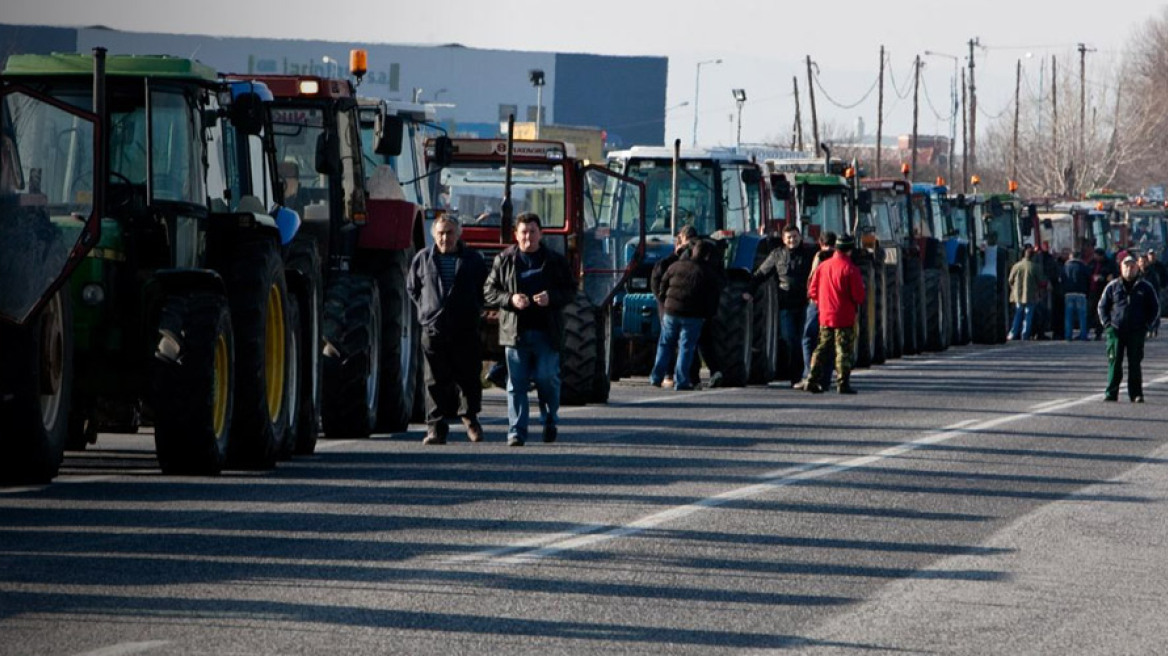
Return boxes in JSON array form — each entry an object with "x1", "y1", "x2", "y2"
[
  {"x1": 877, "y1": 45, "x2": 886, "y2": 178},
  {"x1": 1078, "y1": 43, "x2": 1089, "y2": 190},
  {"x1": 806, "y1": 55, "x2": 820, "y2": 152},
  {"x1": 911, "y1": 54, "x2": 920, "y2": 182},
  {"x1": 1012, "y1": 59, "x2": 1021, "y2": 185},
  {"x1": 961, "y1": 68, "x2": 968, "y2": 193},
  {"x1": 968, "y1": 37, "x2": 979, "y2": 176},
  {"x1": 793, "y1": 76, "x2": 804, "y2": 152},
  {"x1": 1051, "y1": 56, "x2": 1058, "y2": 159}
]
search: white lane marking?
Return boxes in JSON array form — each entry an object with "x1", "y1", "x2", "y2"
[
  {"x1": 1028, "y1": 398, "x2": 1073, "y2": 410},
  {"x1": 72, "y1": 641, "x2": 171, "y2": 656},
  {"x1": 451, "y1": 384, "x2": 1155, "y2": 566}
]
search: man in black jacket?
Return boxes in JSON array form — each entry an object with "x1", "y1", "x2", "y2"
[
  {"x1": 1098, "y1": 255, "x2": 1160, "y2": 402},
  {"x1": 751, "y1": 225, "x2": 817, "y2": 385},
  {"x1": 407, "y1": 216, "x2": 488, "y2": 444},
  {"x1": 649, "y1": 239, "x2": 723, "y2": 391},
  {"x1": 483, "y1": 213, "x2": 576, "y2": 446}
]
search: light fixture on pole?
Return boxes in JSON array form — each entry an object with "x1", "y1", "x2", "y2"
[
  {"x1": 732, "y1": 88, "x2": 747, "y2": 147},
  {"x1": 692, "y1": 58, "x2": 722, "y2": 146},
  {"x1": 924, "y1": 50, "x2": 959, "y2": 186},
  {"x1": 529, "y1": 69, "x2": 546, "y2": 138},
  {"x1": 322, "y1": 55, "x2": 337, "y2": 79}
]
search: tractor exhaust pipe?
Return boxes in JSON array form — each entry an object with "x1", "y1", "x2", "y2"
[
  {"x1": 670, "y1": 138, "x2": 680, "y2": 237},
  {"x1": 500, "y1": 113, "x2": 514, "y2": 244}
]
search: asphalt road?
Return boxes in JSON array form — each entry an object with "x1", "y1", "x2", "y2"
[{"x1": 3, "y1": 338, "x2": 1168, "y2": 655}]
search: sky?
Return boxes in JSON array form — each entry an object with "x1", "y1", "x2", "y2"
[{"x1": 4, "y1": 0, "x2": 1161, "y2": 147}]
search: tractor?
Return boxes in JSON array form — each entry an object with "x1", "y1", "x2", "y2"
[
  {"x1": 2, "y1": 51, "x2": 301, "y2": 480},
  {"x1": 425, "y1": 128, "x2": 646, "y2": 404},
  {"x1": 229, "y1": 53, "x2": 427, "y2": 439},
  {"x1": 910, "y1": 182, "x2": 953, "y2": 352},
  {"x1": 607, "y1": 144, "x2": 776, "y2": 386}
]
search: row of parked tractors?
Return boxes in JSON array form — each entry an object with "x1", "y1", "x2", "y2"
[{"x1": 0, "y1": 49, "x2": 1039, "y2": 485}]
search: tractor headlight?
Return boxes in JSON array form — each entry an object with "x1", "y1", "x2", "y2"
[{"x1": 80, "y1": 283, "x2": 105, "y2": 306}]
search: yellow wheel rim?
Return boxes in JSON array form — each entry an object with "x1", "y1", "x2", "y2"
[
  {"x1": 213, "y1": 332, "x2": 230, "y2": 438},
  {"x1": 264, "y1": 284, "x2": 286, "y2": 422}
]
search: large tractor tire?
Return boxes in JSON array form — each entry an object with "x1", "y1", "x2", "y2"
[
  {"x1": 561, "y1": 292, "x2": 600, "y2": 406},
  {"x1": 0, "y1": 289, "x2": 73, "y2": 485},
  {"x1": 884, "y1": 267, "x2": 904, "y2": 360},
  {"x1": 950, "y1": 267, "x2": 971, "y2": 346},
  {"x1": 901, "y1": 263, "x2": 923, "y2": 355},
  {"x1": 152, "y1": 292, "x2": 234, "y2": 476},
  {"x1": 374, "y1": 250, "x2": 422, "y2": 433},
  {"x1": 971, "y1": 274, "x2": 1002, "y2": 344},
  {"x1": 923, "y1": 267, "x2": 951, "y2": 352},
  {"x1": 854, "y1": 259, "x2": 877, "y2": 369},
  {"x1": 750, "y1": 277, "x2": 780, "y2": 384},
  {"x1": 284, "y1": 238, "x2": 323, "y2": 455},
  {"x1": 277, "y1": 294, "x2": 303, "y2": 461},
  {"x1": 224, "y1": 239, "x2": 290, "y2": 470},
  {"x1": 871, "y1": 267, "x2": 888, "y2": 365},
  {"x1": 711, "y1": 278, "x2": 752, "y2": 387},
  {"x1": 322, "y1": 275, "x2": 381, "y2": 438}
]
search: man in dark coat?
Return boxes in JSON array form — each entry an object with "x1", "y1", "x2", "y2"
[
  {"x1": 407, "y1": 216, "x2": 488, "y2": 444},
  {"x1": 1098, "y1": 254, "x2": 1160, "y2": 402},
  {"x1": 751, "y1": 225, "x2": 817, "y2": 385},
  {"x1": 649, "y1": 239, "x2": 723, "y2": 391},
  {"x1": 483, "y1": 212, "x2": 576, "y2": 446}
]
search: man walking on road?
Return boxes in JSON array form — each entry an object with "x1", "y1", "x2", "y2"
[
  {"x1": 1098, "y1": 254, "x2": 1160, "y2": 403},
  {"x1": 805, "y1": 234, "x2": 865, "y2": 395},
  {"x1": 408, "y1": 216, "x2": 489, "y2": 444},
  {"x1": 484, "y1": 213, "x2": 576, "y2": 446}
]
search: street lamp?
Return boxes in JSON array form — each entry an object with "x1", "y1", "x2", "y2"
[
  {"x1": 924, "y1": 50, "x2": 959, "y2": 185},
  {"x1": 529, "y1": 69, "x2": 546, "y2": 138},
  {"x1": 432, "y1": 88, "x2": 448, "y2": 102},
  {"x1": 322, "y1": 55, "x2": 341, "y2": 79},
  {"x1": 692, "y1": 58, "x2": 722, "y2": 146},
  {"x1": 732, "y1": 88, "x2": 747, "y2": 147}
]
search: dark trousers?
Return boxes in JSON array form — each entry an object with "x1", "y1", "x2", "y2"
[
  {"x1": 1106, "y1": 328, "x2": 1145, "y2": 399},
  {"x1": 421, "y1": 331, "x2": 483, "y2": 426}
]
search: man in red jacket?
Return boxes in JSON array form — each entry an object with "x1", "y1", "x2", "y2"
[{"x1": 804, "y1": 235, "x2": 866, "y2": 394}]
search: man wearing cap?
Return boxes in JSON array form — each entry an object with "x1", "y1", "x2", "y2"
[
  {"x1": 1098, "y1": 254, "x2": 1160, "y2": 402},
  {"x1": 805, "y1": 234, "x2": 865, "y2": 394}
]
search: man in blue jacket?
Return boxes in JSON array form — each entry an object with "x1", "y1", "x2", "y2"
[
  {"x1": 1098, "y1": 254, "x2": 1160, "y2": 402},
  {"x1": 408, "y1": 216, "x2": 488, "y2": 444}
]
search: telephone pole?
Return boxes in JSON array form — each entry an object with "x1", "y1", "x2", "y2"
[
  {"x1": 968, "y1": 38, "x2": 979, "y2": 175},
  {"x1": 806, "y1": 56, "x2": 820, "y2": 152},
  {"x1": 792, "y1": 76, "x2": 804, "y2": 152},
  {"x1": 911, "y1": 55, "x2": 920, "y2": 182},
  {"x1": 1012, "y1": 59, "x2": 1021, "y2": 184},
  {"x1": 876, "y1": 45, "x2": 886, "y2": 178},
  {"x1": 1078, "y1": 43, "x2": 1089, "y2": 187}
]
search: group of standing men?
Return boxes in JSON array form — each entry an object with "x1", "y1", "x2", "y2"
[{"x1": 407, "y1": 212, "x2": 574, "y2": 447}]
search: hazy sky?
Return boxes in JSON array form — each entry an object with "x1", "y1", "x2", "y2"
[{"x1": 5, "y1": 1, "x2": 1162, "y2": 146}]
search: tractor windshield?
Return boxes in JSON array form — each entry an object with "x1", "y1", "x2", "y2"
[
  {"x1": 800, "y1": 185, "x2": 848, "y2": 238},
  {"x1": 438, "y1": 162, "x2": 567, "y2": 229},
  {"x1": 0, "y1": 89, "x2": 98, "y2": 323},
  {"x1": 618, "y1": 159, "x2": 716, "y2": 237}
]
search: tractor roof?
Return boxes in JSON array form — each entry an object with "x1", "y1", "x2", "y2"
[
  {"x1": 608, "y1": 145, "x2": 752, "y2": 164},
  {"x1": 4, "y1": 52, "x2": 217, "y2": 82}
]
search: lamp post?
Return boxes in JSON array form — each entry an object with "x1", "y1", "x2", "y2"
[
  {"x1": 529, "y1": 69, "x2": 546, "y2": 138},
  {"x1": 432, "y1": 88, "x2": 448, "y2": 102},
  {"x1": 692, "y1": 58, "x2": 722, "y2": 146},
  {"x1": 924, "y1": 50, "x2": 959, "y2": 185},
  {"x1": 322, "y1": 56, "x2": 338, "y2": 79},
  {"x1": 732, "y1": 88, "x2": 747, "y2": 147}
]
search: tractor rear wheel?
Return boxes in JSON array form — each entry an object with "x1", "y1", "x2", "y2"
[
  {"x1": 749, "y1": 277, "x2": 779, "y2": 383},
  {"x1": 972, "y1": 274, "x2": 1001, "y2": 344},
  {"x1": 0, "y1": 289, "x2": 73, "y2": 485},
  {"x1": 285, "y1": 238, "x2": 322, "y2": 455},
  {"x1": 321, "y1": 275, "x2": 381, "y2": 438},
  {"x1": 374, "y1": 250, "x2": 421, "y2": 433},
  {"x1": 152, "y1": 292, "x2": 234, "y2": 476},
  {"x1": 711, "y1": 279, "x2": 752, "y2": 387}
]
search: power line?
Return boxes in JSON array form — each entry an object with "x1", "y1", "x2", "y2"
[
  {"x1": 811, "y1": 67, "x2": 880, "y2": 110},
  {"x1": 886, "y1": 53, "x2": 917, "y2": 100}
]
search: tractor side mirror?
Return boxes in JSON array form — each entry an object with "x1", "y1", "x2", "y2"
[
  {"x1": 315, "y1": 131, "x2": 339, "y2": 176},
  {"x1": 770, "y1": 173, "x2": 791, "y2": 201},
  {"x1": 228, "y1": 92, "x2": 266, "y2": 136},
  {"x1": 430, "y1": 135, "x2": 454, "y2": 168},
  {"x1": 374, "y1": 113, "x2": 404, "y2": 157},
  {"x1": 858, "y1": 190, "x2": 873, "y2": 215},
  {"x1": 741, "y1": 167, "x2": 761, "y2": 185}
]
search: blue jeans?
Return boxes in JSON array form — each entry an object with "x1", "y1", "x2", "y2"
[
  {"x1": 1064, "y1": 293, "x2": 1089, "y2": 340},
  {"x1": 504, "y1": 330, "x2": 560, "y2": 440},
  {"x1": 650, "y1": 314, "x2": 704, "y2": 390},
  {"x1": 780, "y1": 305, "x2": 806, "y2": 383},
  {"x1": 802, "y1": 302, "x2": 831, "y2": 385},
  {"x1": 1010, "y1": 302, "x2": 1035, "y2": 340}
]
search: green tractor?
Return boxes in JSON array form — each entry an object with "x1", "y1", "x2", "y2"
[{"x1": 1, "y1": 51, "x2": 300, "y2": 480}]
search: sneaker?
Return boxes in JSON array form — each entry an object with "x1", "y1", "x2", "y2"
[
  {"x1": 542, "y1": 424, "x2": 557, "y2": 443},
  {"x1": 507, "y1": 434, "x2": 525, "y2": 447},
  {"x1": 806, "y1": 382, "x2": 824, "y2": 394},
  {"x1": 1103, "y1": 394, "x2": 1117, "y2": 402},
  {"x1": 1133, "y1": 396, "x2": 1145, "y2": 403},
  {"x1": 422, "y1": 423, "x2": 448, "y2": 445},
  {"x1": 707, "y1": 371, "x2": 724, "y2": 388},
  {"x1": 462, "y1": 416, "x2": 484, "y2": 443}
]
